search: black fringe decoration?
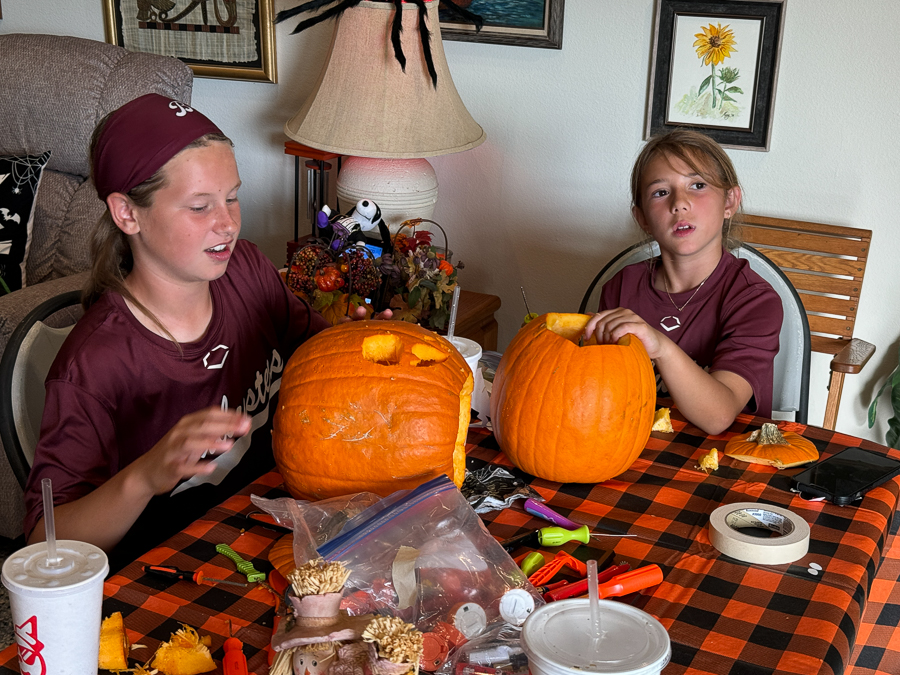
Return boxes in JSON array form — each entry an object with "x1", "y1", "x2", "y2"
[
  {"x1": 390, "y1": 0, "x2": 406, "y2": 72},
  {"x1": 408, "y1": 0, "x2": 437, "y2": 87}
]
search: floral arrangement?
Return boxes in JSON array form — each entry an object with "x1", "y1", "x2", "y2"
[
  {"x1": 287, "y1": 242, "x2": 381, "y2": 325},
  {"x1": 378, "y1": 219, "x2": 462, "y2": 331}
]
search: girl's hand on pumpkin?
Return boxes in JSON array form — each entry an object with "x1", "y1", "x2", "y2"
[
  {"x1": 584, "y1": 308, "x2": 666, "y2": 359},
  {"x1": 140, "y1": 407, "x2": 251, "y2": 495}
]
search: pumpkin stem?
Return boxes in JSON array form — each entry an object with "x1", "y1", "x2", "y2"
[{"x1": 747, "y1": 422, "x2": 788, "y2": 445}]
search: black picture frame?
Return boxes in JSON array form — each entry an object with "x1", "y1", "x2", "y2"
[
  {"x1": 645, "y1": 0, "x2": 785, "y2": 150},
  {"x1": 439, "y1": 0, "x2": 564, "y2": 49}
]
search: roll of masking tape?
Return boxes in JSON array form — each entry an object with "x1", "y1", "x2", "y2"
[{"x1": 709, "y1": 502, "x2": 810, "y2": 565}]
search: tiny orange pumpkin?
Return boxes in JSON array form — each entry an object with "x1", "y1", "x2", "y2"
[{"x1": 724, "y1": 422, "x2": 818, "y2": 469}]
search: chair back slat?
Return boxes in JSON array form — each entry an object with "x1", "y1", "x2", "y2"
[
  {"x1": 741, "y1": 214, "x2": 872, "y2": 359},
  {"x1": 741, "y1": 227, "x2": 870, "y2": 257},
  {"x1": 752, "y1": 247, "x2": 867, "y2": 278},
  {"x1": 782, "y1": 271, "x2": 863, "y2": 298},
  {"x1": 807, "y1": 315, "x2": 854, "y2": 340},
  {"x1": 800, "y1": 295, "x2": 859, "y2": 317}
]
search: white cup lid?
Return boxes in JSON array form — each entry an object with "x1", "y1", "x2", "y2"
[
  {"x1": 522, "y1": 599, "x2": 671, "y2": 675},
  {"x1": 2, "y1": 541, "x2": 108, "y2": 595}
]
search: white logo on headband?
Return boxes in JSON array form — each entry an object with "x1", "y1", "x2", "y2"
[{"x1": 168, "y1": 100, "x2": 194, "y2": 117}]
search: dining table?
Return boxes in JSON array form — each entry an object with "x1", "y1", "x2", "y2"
[{"x1": 2, "y1": 408, "x2": 899, "y2": 675}]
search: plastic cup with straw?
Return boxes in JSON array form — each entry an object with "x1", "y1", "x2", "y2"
[
  {"x1": 42, "y1": 477, "x2": 59, "y2": 566},
  {"x1": 2, "y1": 477, "x2": 110, "y2": 673},
  {"x1": 445, "y1": 286, "x2": 482, "y2": 375}
]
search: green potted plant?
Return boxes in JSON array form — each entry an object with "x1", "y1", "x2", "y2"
[{"x1": 868, "y1": 342, "x2": 900, "y2": 447}]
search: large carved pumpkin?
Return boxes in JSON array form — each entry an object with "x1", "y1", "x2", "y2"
[
  {"x1": 273, "y1": 320, "x2": 473, "y2": 500},
  {"x1": 490, "y1": 313, "x2": 656, "y2": 483}
]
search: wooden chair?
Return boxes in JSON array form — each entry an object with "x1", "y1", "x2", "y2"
[{"x1": 740, "y1": 214, "x2": 875, "y2": 429}]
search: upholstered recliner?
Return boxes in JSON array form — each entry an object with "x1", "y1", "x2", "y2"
[{"x1": 0, "y1": 33, "x2": 193, "y2": 539}]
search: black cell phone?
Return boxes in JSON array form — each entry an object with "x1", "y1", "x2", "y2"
[{"x1": 790, "y1": 447, "x2": 900, "y2": 506}]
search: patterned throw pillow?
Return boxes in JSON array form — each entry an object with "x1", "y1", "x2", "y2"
[{"x1": 0, "y1": 151, "x2": 52, "y2": 294}]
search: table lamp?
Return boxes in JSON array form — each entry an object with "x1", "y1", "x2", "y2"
[{"x1": 283, "y1": 0, "x2": 486, "y2": 229}]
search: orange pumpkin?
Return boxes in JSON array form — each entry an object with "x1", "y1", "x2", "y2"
[
  {"x1": 724, "y1": 422, "x2": 818, "y2": 469},
  {"x1": 269, "y1": 533, "x2": 296, "y2": 580},
  {"x1": 490, "y1": 313, "x2": 656, "y2": 484},
  {"x1": 273, "y1": 320, "x2": 473, "y2": 500}
]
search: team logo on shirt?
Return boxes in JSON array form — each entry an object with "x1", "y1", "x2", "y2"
[
  {"x1": 203, "y1": 345, "x2": 230, "y2": 369},
  {"x1": 659, "y1": 315, "x2": 681, "y2": 332}
]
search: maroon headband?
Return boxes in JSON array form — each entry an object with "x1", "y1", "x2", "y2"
[{"x1": 92, "y1": 93, "x2": 223, "y2": 201}]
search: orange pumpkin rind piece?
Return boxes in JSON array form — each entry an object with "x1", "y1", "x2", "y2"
[
  {"x1": 150, "y1": 624, "x2": 216, "y2": 675},
  {"x1": 724, "y1": 423, "x2": 819, "y2": 469},
  {"x1": 98, "y1": 611, "x2": 129, "y2": 671}
]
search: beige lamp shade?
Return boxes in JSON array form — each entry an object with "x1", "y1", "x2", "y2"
[{"x1": 285, "y1": 0, "x2": 486, "y2": 159}]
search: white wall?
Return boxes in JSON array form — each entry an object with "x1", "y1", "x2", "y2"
[{"x1": 3, "y1": 0, "x2": 899, "y2": 443}]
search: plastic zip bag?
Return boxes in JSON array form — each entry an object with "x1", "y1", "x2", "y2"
[{"x1": 318, "y1": 475, "x2": 544, "y2": 638}]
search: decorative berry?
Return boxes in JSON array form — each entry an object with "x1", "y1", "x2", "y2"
[
  {"x1": 344, "y1": 248, "x2": 380, "y2": 297},
  {"x1": 288, "y1": 245, "x2": 329, "y2": 296}
]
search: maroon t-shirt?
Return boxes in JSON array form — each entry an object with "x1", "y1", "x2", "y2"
[
  {"x1": 24, "y1": 240, "x2": 330, "y2": 569},
  {"x1": 599, "y1": 251, "x2": 782, "y2": 417}
]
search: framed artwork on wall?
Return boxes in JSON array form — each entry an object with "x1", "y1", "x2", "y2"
[
  {"x1": 644, "y1": 0, "x2": 785, "y2": 150},
  {"x1": 103, "y1": 0, "x2": 277, "y2": 83},
  {"x1": 438, "y1": 0, "x2": 564, "y2": 49}
]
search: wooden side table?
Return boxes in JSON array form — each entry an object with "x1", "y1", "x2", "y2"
[{"x1": 448, "y1": 290, "x2": 501, "y2": 351}]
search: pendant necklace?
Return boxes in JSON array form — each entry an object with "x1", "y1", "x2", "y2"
[{"x1": 659, "y1": 269, "x2": 712, "y2": 332}]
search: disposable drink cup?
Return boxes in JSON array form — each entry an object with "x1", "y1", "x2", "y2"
[
  {"x1": 2, "y1": 540, "x2": 108, "y2": 675},
  {"x1": 449, "y1": 336, "x2": 482, "y2": 376},
  {"x1": 522, "y1": 599, "x2": 671, "y2": 675}
]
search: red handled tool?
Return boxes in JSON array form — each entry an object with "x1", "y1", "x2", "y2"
[
  {"x1": 224, "y1": 620, "x2": 249, "y2": 675},
  {"x1": 143, "y1": 565, "x2": 247, "y2": 587},
  {"x1": 546, "y1": 564, "x2": 662, "y2": 602}
]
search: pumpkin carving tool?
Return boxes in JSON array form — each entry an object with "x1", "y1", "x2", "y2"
[
  {"x1": 216, "y1": 543, "x2": 267, "y2": 583},
  {"x1": 142, "y1": 565, "x2": 248, "y2": 587},
  {"x1": 520, "y1": 287, "x2": 539, "y2": 325},
  {"x1": 223, "y1": 620, "x2": 249, "y2": 675}
]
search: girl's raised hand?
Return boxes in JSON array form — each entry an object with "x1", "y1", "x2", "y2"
[
  {"x1": 138, "y1": 407, "x2": 251, "y2": 495},
  {"x1": 584, "y1": 308, "x2": 665, "y2": 359}
]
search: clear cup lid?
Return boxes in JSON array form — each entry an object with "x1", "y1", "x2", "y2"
[{"x1": 522, "y1": 599, "x2": 671, "y2": 675}]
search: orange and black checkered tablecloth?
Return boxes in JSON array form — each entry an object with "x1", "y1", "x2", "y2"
[{"x1": 2, "y1": 411, "x2": 899, "y2": 674}]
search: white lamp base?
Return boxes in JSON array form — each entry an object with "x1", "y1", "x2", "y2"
[{"x1": 336, "y1": 157, "x2": 438, "y2": 232}]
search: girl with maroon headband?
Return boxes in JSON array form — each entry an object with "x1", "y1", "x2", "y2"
[
  {"x1": 584, "y1": 129, "x2": 782, "y2": 435},
  {"x1": 23, "y1": 94, "x2": 337, "y2": 569}
]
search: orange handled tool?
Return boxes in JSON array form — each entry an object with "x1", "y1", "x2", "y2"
[
  {"x1": 143, "y1": 565, "x2": 248, "y2": 587},
  {"x1": 545, "y1": 563, "x2": 630, "y2": 601},
  {"x1": 549, "y1": 565, "x2": 663, "y2": 602},
  {"x1": 224, "y1": 621, "x2": 249, "y2": 675},
  {"x1": 528, "y1": 550, "x2": 587, "y2": 587}
]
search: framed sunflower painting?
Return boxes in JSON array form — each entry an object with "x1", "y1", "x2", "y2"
[{"x1": 644, "y1": 0, "x2": 785, "y2": 150}]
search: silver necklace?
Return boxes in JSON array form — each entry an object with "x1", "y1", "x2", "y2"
[{"x1": 659, "y1": 270, "x2": 712, "y2": 332}]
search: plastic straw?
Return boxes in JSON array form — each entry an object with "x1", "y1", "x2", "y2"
[
  {"x1": 446, "y1": 286, "x2": 462, "y2": 341},
  {"x1": 587, "y1": 559, "x2": 602, "y2": 653},
  {"x1": 41, "y1": 478, "x2": 59, "y2": 566}
]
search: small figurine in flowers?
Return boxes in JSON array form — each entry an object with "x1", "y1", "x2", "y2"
[{"x1": 379, "y1": 219, "x2": 463, "y2": 331}]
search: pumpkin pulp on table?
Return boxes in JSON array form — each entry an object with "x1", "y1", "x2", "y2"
[
  {"x1": 273, "y1": 321, "x2": 473, "y2": 499},
  {"x1": 490, "y1": 313, "x2": 657, "y2": 484}
]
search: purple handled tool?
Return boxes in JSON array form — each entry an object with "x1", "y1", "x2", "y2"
[{"x1": 523, "y1": 498, "x2": 581, "y2": 530}]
